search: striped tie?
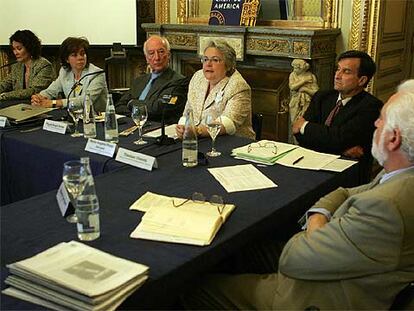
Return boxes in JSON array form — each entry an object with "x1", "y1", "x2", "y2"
[{"x1": 325, "y1": 99, "x2": 343, "y2": 126}]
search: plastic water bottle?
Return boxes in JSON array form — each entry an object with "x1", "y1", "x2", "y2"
[
  {"x1": 104, "y1": 94, "x2": 119, "y2": 143},
  {"x1": 182, "y1": 108, "x2": 198, "y2": 167},
  {"x1": 76, "y1": 157, "x2": 100, "y2": 241},
  {"x1": 83, "y1": 92, "x2": 97, "y2": 138}
]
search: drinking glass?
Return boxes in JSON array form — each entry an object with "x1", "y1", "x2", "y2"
[
  {"x1": 67, "y1": 100, "x2": 83, "y2": 137},
  {"x1": 131, "y1": 103, "x2": 148, "y2": 145},
  {"x1": 204, "y1": 112, "x2": 222, "y2": 157},
  {"x1": 62, "y1": 160, "x2": 87, "y2": 223}
]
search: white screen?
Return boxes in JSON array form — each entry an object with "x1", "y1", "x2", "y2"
[{"x1": 0, "y1": 0, "x2": 137, "y2": 45}]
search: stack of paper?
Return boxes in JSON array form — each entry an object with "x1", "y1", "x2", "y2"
[
  {"x1": 232, "y1": 140, "x2": 356, "y2": 172},
  {"x1": 130, "y1": 192, "x2": 236, "y2": 246},
  {"x1": 2, "y1": 241, "x2": 149, "y2": 311},
  {"x1": 231, "y1": 140, "x2": 298, "y2": 165}
]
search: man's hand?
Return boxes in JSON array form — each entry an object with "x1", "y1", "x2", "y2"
[
  {"x1": 292, "y1": 117, "x2": 306, "y2": 134},
  {"x1": 343, "y1": 145, "x2": 364, "y2": 159},
  {"x1": 306, "y1": 213, "x2": 328, "y2": 235}
]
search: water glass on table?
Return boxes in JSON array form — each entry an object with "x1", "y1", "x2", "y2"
[
  {"x1": 67, "y1": 100, "x2": 83, "y2": 137},
  {"x1": 204, "y1": 112, "x2": 222, "y2": 157},
  {"x1": 131, "y1": 103, "x2": 148, "y2": 145},
  {"x1": 62, "y1": 160, "x2": 86, "y2": 223}
]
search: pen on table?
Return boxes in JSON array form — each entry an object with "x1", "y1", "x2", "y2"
[{"x1": 292, "y1": 156, "x2": 304, "y2": 165}]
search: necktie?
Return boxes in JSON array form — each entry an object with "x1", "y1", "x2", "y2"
[
  {"x1": 139, "y1": 76, "x2": 156, "y2": 100},
  {"x1": 324, "y1": 99, "x2": 343, "y2": 126}
]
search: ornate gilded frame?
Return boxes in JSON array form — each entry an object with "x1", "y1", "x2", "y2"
[{"x1": 156, "y1": 0, "x2": 340, "y2": 29}]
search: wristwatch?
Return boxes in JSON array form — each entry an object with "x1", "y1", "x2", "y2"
[{"x1": 52, "y1": 100, "x2": 57, "y2": 108}]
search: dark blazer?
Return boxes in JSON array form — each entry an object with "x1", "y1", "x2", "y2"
[
  {"x1": 295, "y1": 90, "x2": 382, "y2": 183},
  {"x1": 295, "y1": 90, "x2": 382, "y2": 155},
  {"x1": 115, "y1": 67, "x2": 189, "y2": 124}
]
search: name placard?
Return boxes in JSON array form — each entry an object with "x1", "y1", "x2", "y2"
[
  {"x1": 56, "y1": 182, "x2": 73, "y2": 217},
  {"x1": 115, "y1": 147, "x2": 157, "y2": 171},
  {"x1": 43, "y1": 119, "x2": 67, "y2": 134},
  {"x1": 85, "y1": 138, "x2": 117, "y2": 157},
  {"x1": 0, "y1": 116, "x2": 7, "y2": 128}
]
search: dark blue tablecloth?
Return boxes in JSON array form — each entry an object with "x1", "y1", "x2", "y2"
[{"x1": 0, "y1": 135, "x2": 360, "y2": 309}]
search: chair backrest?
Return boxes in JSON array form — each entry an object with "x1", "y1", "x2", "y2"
[
  {"x1": 252, "y1": 113, "x2": 263, "y2": 141},
  {"x1": 390, "y1": 282, "x2": 414, "y2": 310}
]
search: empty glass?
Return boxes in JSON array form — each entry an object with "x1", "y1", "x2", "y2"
[
  {"x1": 204, "y1": 111, "x2": 222, "y2": 157},
  {"x1": 67, "y1": 100, "x2": 83, "y2": 137},
  {"x1": 131, "y1": 103, "x2": 148, "y2": 145},
  {"x1": 62, "y1": 160, "x2": 87, "y2": 223}
]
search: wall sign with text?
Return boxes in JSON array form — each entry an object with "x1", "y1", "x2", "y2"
[{"x1": 209, "y1": 0, "x2": 260, "y2": 26}]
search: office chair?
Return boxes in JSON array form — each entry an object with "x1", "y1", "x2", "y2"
[{"x1": 390, "y1": 282, "x2": 414, "y2": 310}]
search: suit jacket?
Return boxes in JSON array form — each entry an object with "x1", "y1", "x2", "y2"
[
  {"x1": 183, "y1": 69, "x2": 255, "y2": 139},
  {"x1": 295, "y1": 90, "x2": 382, "y2": 155},
  {"x1": 0, "y1": 57, "x2": 54, "y2": 100},
  {"x1": 115, "y1": 67, "x2": 188, "y2": 124},
  {"x1": 275, "y1": 167, "x2": 414, "y2": 309}
]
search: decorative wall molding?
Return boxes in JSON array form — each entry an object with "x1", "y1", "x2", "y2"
[{"x1": 155, "y1": 0, "x2": 170, "y2": 24}]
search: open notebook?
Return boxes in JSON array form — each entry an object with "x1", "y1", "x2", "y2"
[{"x1": 0, "y1": 104, "x2": 54, "y2": 124}]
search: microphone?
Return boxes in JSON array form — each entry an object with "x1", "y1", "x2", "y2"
[
  {"x1": 66, "y1": 70, "x2": 105, "y2": 101},
  {"x1": 0, "y1": 61, "x2": 17, "y2": 69},
  {"x1": 155, "y1": 94, "x2": 177, "y2": 146}
]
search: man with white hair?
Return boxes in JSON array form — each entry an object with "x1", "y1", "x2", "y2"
[
  {"x1": 115, "y1": 35, "x2": 189, "y2": 123},
  {"x1": 183, "y1": 80, "x2": 414, "y2": 310}
]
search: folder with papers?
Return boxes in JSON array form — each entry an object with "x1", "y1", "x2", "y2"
[{"x1": 0, "y1": 104, "x2": 54, "y2": 124}]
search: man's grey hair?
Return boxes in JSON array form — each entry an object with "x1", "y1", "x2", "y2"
[
  {"x1": 385, "y1": 90, "x2": 414, "y2": 162},
  {"x1": 143, "y1": 35, "x2": 170, "y2": 56},
  {"x1": 397, "y1": 79, "x2": 414, "y2": 93},
  {"x1": 204, "y1": 40, "x2": 236, "y2": 76}
]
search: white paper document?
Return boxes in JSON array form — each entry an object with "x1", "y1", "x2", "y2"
[
  {"x1": 321, "y1": 158, "x2": 357, "y2": 172},
  {"x1": 143, "y1": 124, "x2": 177, "y2": 138},
  {"x1": 208, "y1": 164, "x2": 277, "y2": 192},
  {"x1": 275, "y1": 147, "x2": 340, "y2": 170}
]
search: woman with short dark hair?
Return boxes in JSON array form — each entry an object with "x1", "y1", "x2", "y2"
[
  {"x1": 31, "y1": 37, "x2": 107, "y2": 112},
  {"x1": 0, "y1": 30, "x2": 54, "y2": 101}
]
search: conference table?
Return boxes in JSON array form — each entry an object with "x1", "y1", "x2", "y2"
[
  {"x1": 0, "y1": 104, "x2": 181, "y2": 206},
  {"x1": 0, "y1": 126, "x2": 360, "y2": 309}
]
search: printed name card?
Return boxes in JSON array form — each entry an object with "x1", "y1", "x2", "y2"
[
  {"x1": 0, "y1": 116, "x2": 7, "y2": 128},
  {"x1": 43, "y1": 119, "x2": 67, "y2": 134},
  {"x1": 85, "y1": 138, "x2": 117, "y2": 157},
  {"x1": 115, "y1": 147, "x2": 157, "y2": 171},
  {"x1": 56, "y1": 182, "x2": 73, "y2": 217}
]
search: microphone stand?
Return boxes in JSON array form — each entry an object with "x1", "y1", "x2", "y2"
[
  {"x1": 156, "y1": 100, "x2": 175, "y2": 145},
  {"x1": 155, "y1": 96, "x2": 175, "y2": 146},
  {"x1": 64, "y1": 70, "x2": 105, "y2": 123}
]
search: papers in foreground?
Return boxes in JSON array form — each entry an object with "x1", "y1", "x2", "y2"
[
  {"x1": 130, "y1": 191, "x2": 236, "y2": 246},
  {"x1": 232, "y1": 140, "x2": 357, "y2": 171},
  {"x1": 2, "y1": 241, "x2": 149, "y2": 311},
  {"x1": 208, "y1": 164, "x2": 278, "y2": 193}
]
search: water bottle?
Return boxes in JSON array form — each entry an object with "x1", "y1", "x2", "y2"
[
  {"x1": 76, "y1": 157, "x2": 100, "y2": 241},
  {"x1": 182, "y1": 108, "x2": 198, "y2": 167},
  {"x1": 83, "y1": 92, "x2": 97, "y2": 138},
  {"x1": 104, "y1": 94, "x2": 119, "y2": 143}
]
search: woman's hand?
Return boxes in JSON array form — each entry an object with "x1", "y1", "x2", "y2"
[
  {"x1": 31, "y1": 94, "x2": 50, "y2": 107},
  {"x1": 175, "y1": 124, "x2": 184, "y2": 139}
]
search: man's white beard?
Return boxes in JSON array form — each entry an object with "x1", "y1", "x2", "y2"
[{"x1": 371, "y1": 129, "x2": 388, "y2": 166}]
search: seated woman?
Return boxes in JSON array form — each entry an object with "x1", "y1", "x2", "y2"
[
  {"x1": 0, "y1": 30, "x2": 54, "y2": 101},
  {"x1": 176, "y1": 40, "x2": 255, "y2": 140},
  {"x1": 31, "y1": 37, "x2": 107, "y2": 112}
]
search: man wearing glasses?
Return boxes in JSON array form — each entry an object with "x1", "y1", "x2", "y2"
[
  {"x1": 183, "y1": 80, "x2": 414, "y2": 310},
  {"x1": 115, "y1": 35, "x2": 189, "y2": 124}
]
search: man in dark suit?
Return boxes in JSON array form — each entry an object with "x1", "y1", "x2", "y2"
[
  {"x1": 182, "y1": 81, "x2": 414, "y2": 310},
  {"x1": 292, "y1": 50, "x2": 382, "y2": 182},
  {"x1": 115, "y1": 35, "x2": 188, "y2": 124}
]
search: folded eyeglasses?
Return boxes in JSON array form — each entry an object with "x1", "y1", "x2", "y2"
[
  {"x1": 172, "y1": 192, "x2": 225, "y2": 215},
  {"x1": 247, "y1": 141, "x2": 278, "y2": 154}
]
